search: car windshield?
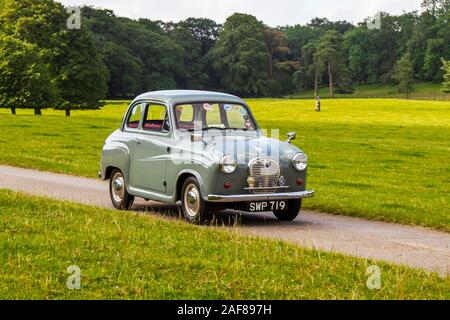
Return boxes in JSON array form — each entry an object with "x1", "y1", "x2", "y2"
[{"x1": 174, "y1": 102, "x2": 257, "y2": 131}]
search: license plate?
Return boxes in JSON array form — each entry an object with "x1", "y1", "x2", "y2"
[{"x1": 246, "y1": 200, "x2": 288, "y2": 212}]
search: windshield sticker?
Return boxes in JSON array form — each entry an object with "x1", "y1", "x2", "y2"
[
  {"x1": 223, "y1": 104, "x2": 232, "y2": 111},
  {"x1": 203, "y1": 103, "x2": 212, "y2": 111}
]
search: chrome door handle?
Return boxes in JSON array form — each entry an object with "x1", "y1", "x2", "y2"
[{"x1": 135, "y1": 138, "x2": 143, "y2": 144}]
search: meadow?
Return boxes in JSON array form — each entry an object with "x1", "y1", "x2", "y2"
[
  {"x1": 0, "y1": 189, "x2": 448, "y2": 299},
  {"x1": 0, "y1": 98, "x2": 449, "y2": 231},
  {"x1": 290, "y1": 82, "x2": 449, "y2": 101}
]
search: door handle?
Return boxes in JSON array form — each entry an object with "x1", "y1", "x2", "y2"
[{"x1": 135, "y1": 138, "x2": 143, "y2": 144}]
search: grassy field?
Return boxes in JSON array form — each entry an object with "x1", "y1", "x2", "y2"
[
  {"x1": 290, "y1": 82, "x2": 449, "y2": 100},
  {"x1": 0, "y1": 189, "x2": 448, "y2": 299},
  {"x1": 0, "y1": 98, "x2": 449, "y2": 231}
]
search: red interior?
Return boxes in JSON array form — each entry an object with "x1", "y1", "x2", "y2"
[
  {"x1": 143, "y1": 120, "x2": 163, "y2": 130},
  {"x1": 127, "y1": 121, "x2": 139, "y2": 128},
  {"x1": 178, "y1": 122, "x2": 194, "y2": 130}
]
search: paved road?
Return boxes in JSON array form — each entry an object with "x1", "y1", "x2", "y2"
[{"x1": 0, "y1": 165, "x2": 448, "y2": 276}]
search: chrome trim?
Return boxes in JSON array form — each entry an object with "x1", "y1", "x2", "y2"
[
  {"x1": 207, "y1": 190, "x2": 314, "y2": 202},
  {"x1": 244, "y1": 186, "x2": 290, "y2": 190}
]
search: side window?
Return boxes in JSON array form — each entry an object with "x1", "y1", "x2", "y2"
[
  {"x1": 143, "y1": 104, "x2": 169, "y2": 132},
  {"x1": 126, "y1": 103, "x2": 144, "y2": 129}
]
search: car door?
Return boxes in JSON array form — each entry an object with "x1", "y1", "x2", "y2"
[{"x1": 130, "y1": 103, "x2": 171, "y2": 193}]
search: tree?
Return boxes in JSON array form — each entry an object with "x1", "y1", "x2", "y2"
[
  {"x1": 393, "y1": 53, "x2": 415, "y2": 99},
  {"x1": 0, "y1": 34, "x2": 57, "y2": 115},
  {"x1": 103, "y1": 42, "x2": 143, "y2": 98},
  {"x1": 263, "y1": 27, "x2": 299, "y2": 96},
  {"x1": 423, "y1": 38, "x2": 446, "y2": 80},
  {"x1": 176, "y1": 18, "x2": 221, "y2": 56},
  {"x1": 52, "y1": 29, "x2": 109, "y2": 116},
  {"x1": 263, "y1": 27, "x2": 289, "y2": 78},
  {"x1": 314, "y1": 31, "x2": 341, "y2": 97},
  {"x1": 210, "y1": 13, "x2": 268, "y2": 97},
  {"x1": 169, "y1": 23, "x2": 209, "y2": 89},
  {"x1": 441, "y1": 59, "x2": 450, "y2": 93},
  {"x1": 0, "y1": 0, "x2": 109, "y2": 114}
]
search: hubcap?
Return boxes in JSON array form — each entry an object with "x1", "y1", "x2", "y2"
[
  {"x1": 111, "y1": 172, "x2": 125, "y2": 203},
  {"x1": 184, "y1": 183, "x2": 200, "y2": 217}
]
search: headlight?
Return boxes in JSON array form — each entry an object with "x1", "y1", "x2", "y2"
[
  {"x1": 219, "y1": 155, "x2": 237, "y2": 174},
  {"x1": 292, "y1": 153, "x2": 308, "y2": 171}
]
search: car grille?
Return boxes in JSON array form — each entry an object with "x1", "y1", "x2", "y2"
[{"x1": 248, "y1": 158, "x2": 281, "y2": 193}]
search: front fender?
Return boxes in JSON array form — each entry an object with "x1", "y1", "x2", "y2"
[{"x1": 101, "y1": 141, "x2": 131, "y2": 181}]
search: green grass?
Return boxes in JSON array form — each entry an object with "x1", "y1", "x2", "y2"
[
  {"x1": 0, "y1": 189, "x2": 448, "y2": 299},
  {"x1": 290, "y1": 82, "x2": 449, "y2": 100},
  {"x1": 0, "y1": 98, "x2": 449, "y2": 231}
]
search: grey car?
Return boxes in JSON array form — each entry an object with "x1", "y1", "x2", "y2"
[{"x1": 100, "y1": 90, "x2": 314, "y2": 223}]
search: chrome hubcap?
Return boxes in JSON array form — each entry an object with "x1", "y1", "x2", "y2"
[
  {"x1": 184, "y1": 183, "x2": 200, "y2": 217},
  {"x1": 111, "y1": 172, "x2": 125, "y2": 203}
]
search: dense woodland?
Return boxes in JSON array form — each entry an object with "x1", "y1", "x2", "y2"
[{"x1": 0, "y1": 0, "x2": 449, "y2": 115}]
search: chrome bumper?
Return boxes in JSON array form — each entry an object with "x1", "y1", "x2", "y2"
[{"x1": 207, "y1": 190, "x2": 314, "y2": 203}]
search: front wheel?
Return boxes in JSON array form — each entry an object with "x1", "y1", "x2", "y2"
[
  {"x1": 273, "y1": 199, "x2": 301, "y2": 221},
  {"x1": 109, "y1": 169, "x2": 134, "y2": 210},
  {"x1": 180, "y1": 177, "x2": 212, "y2": 224}
]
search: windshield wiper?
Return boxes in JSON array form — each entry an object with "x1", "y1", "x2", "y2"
[{"x1": 188, "y1": 126, "x2": 225, "y2": 131}]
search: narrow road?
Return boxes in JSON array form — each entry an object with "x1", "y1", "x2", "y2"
[{"x1": 0, "y1": 165, "x2": 448, "y2": 276}]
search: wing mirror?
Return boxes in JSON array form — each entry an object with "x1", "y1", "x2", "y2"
[{"x1": 286, "y1": 132, "x2": 296, "y2": 144}]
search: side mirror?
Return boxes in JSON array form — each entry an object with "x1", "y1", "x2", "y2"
[{"x1": 286, "y1": 132, "x2": 296, "y2": 144}]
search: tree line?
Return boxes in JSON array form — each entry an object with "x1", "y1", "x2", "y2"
[{"x1": 0, "y1": 0, "x2": 449, "y2": 115}]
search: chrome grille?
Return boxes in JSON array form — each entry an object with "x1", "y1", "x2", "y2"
[{"x1": 248, "y1": 158, "x2": 281, "y2": 193}]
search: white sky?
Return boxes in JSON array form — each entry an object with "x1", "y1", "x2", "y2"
[{"x1": 58, "y1": 0, "x2": 423, "y2": 26}]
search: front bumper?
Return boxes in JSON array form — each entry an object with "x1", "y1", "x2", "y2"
[{"x1": 207, "y1": 190, "x2": 314, "y2": 203}]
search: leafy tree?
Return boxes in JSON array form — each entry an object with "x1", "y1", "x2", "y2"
[
  {"x1": 423, "y1": 38, "x2": 446, "y2": 80},
  {"x1": 293, "y1": 40, "x2": 320, "y2": 94},
  {"x1": 263, "y1": 27, "x2": 289, "y2": 78},
  {"x1": 314, "y1": 30, "x2": 352, "y2": 98},
  {"x1": 176, "y1": 18, "x2": 221, "y2": 56},
  {"x1": 53, "y1": 29, "x2": 109, "y2": 116},
  {"x1": 103, "y1": 42, "x2": 143, "y2": 98},
  {"x1": 0, "y1": 34, "x2": 57, "y2": 115},
  {"x1": 281, "y1": 24, "x2": 322, "y2": 62},
  {"x1": 441, "y1": 59, "x2": 450, "y2": 93},
  {"x1": 263, "y1": 27, "x2": 299, "y2": 95},
  {"x1": 168, "y1": 23, "x2": 209, "y2": 89},
  {"x1": 210, "y1": 13, "x2": 268, "y2": 97},
  {"x1": 0, "y1": 0, "x2": 109, "y2": 114},
  {"x1": 393, "y1": 53, "x2": 415, "y2": 98}
]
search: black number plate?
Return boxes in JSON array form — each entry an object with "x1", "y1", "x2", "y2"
[{"x1": 246, "y1": 200, "x2": 288, "y2": 212}]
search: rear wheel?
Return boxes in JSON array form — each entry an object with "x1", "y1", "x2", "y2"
[
  {"x1": 180, "y1": 177, "x2": 212, "y2": 224},
  {"x1": 273, "y1": 199, "x2": 301, "y2": 221},
  {"x1": 109, "y1": 169, "x2": 134, "y2": 210}
]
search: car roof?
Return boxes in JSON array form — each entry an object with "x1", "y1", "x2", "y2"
[{"x1": 133, "y1": 90, "x2": 245, "y2": 105}]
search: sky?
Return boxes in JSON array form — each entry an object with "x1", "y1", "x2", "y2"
[{"x1": 58, "y1": 0, "x2": 423, "y2": 26}]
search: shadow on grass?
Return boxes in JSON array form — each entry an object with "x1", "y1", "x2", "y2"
[{"x1": 131, "y1": 201, "x2": 315, "y2": 228}]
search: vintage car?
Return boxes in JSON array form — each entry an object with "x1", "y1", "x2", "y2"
[{"x1": 100, "y1": 90, "x2": 314, "y2": 223}]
